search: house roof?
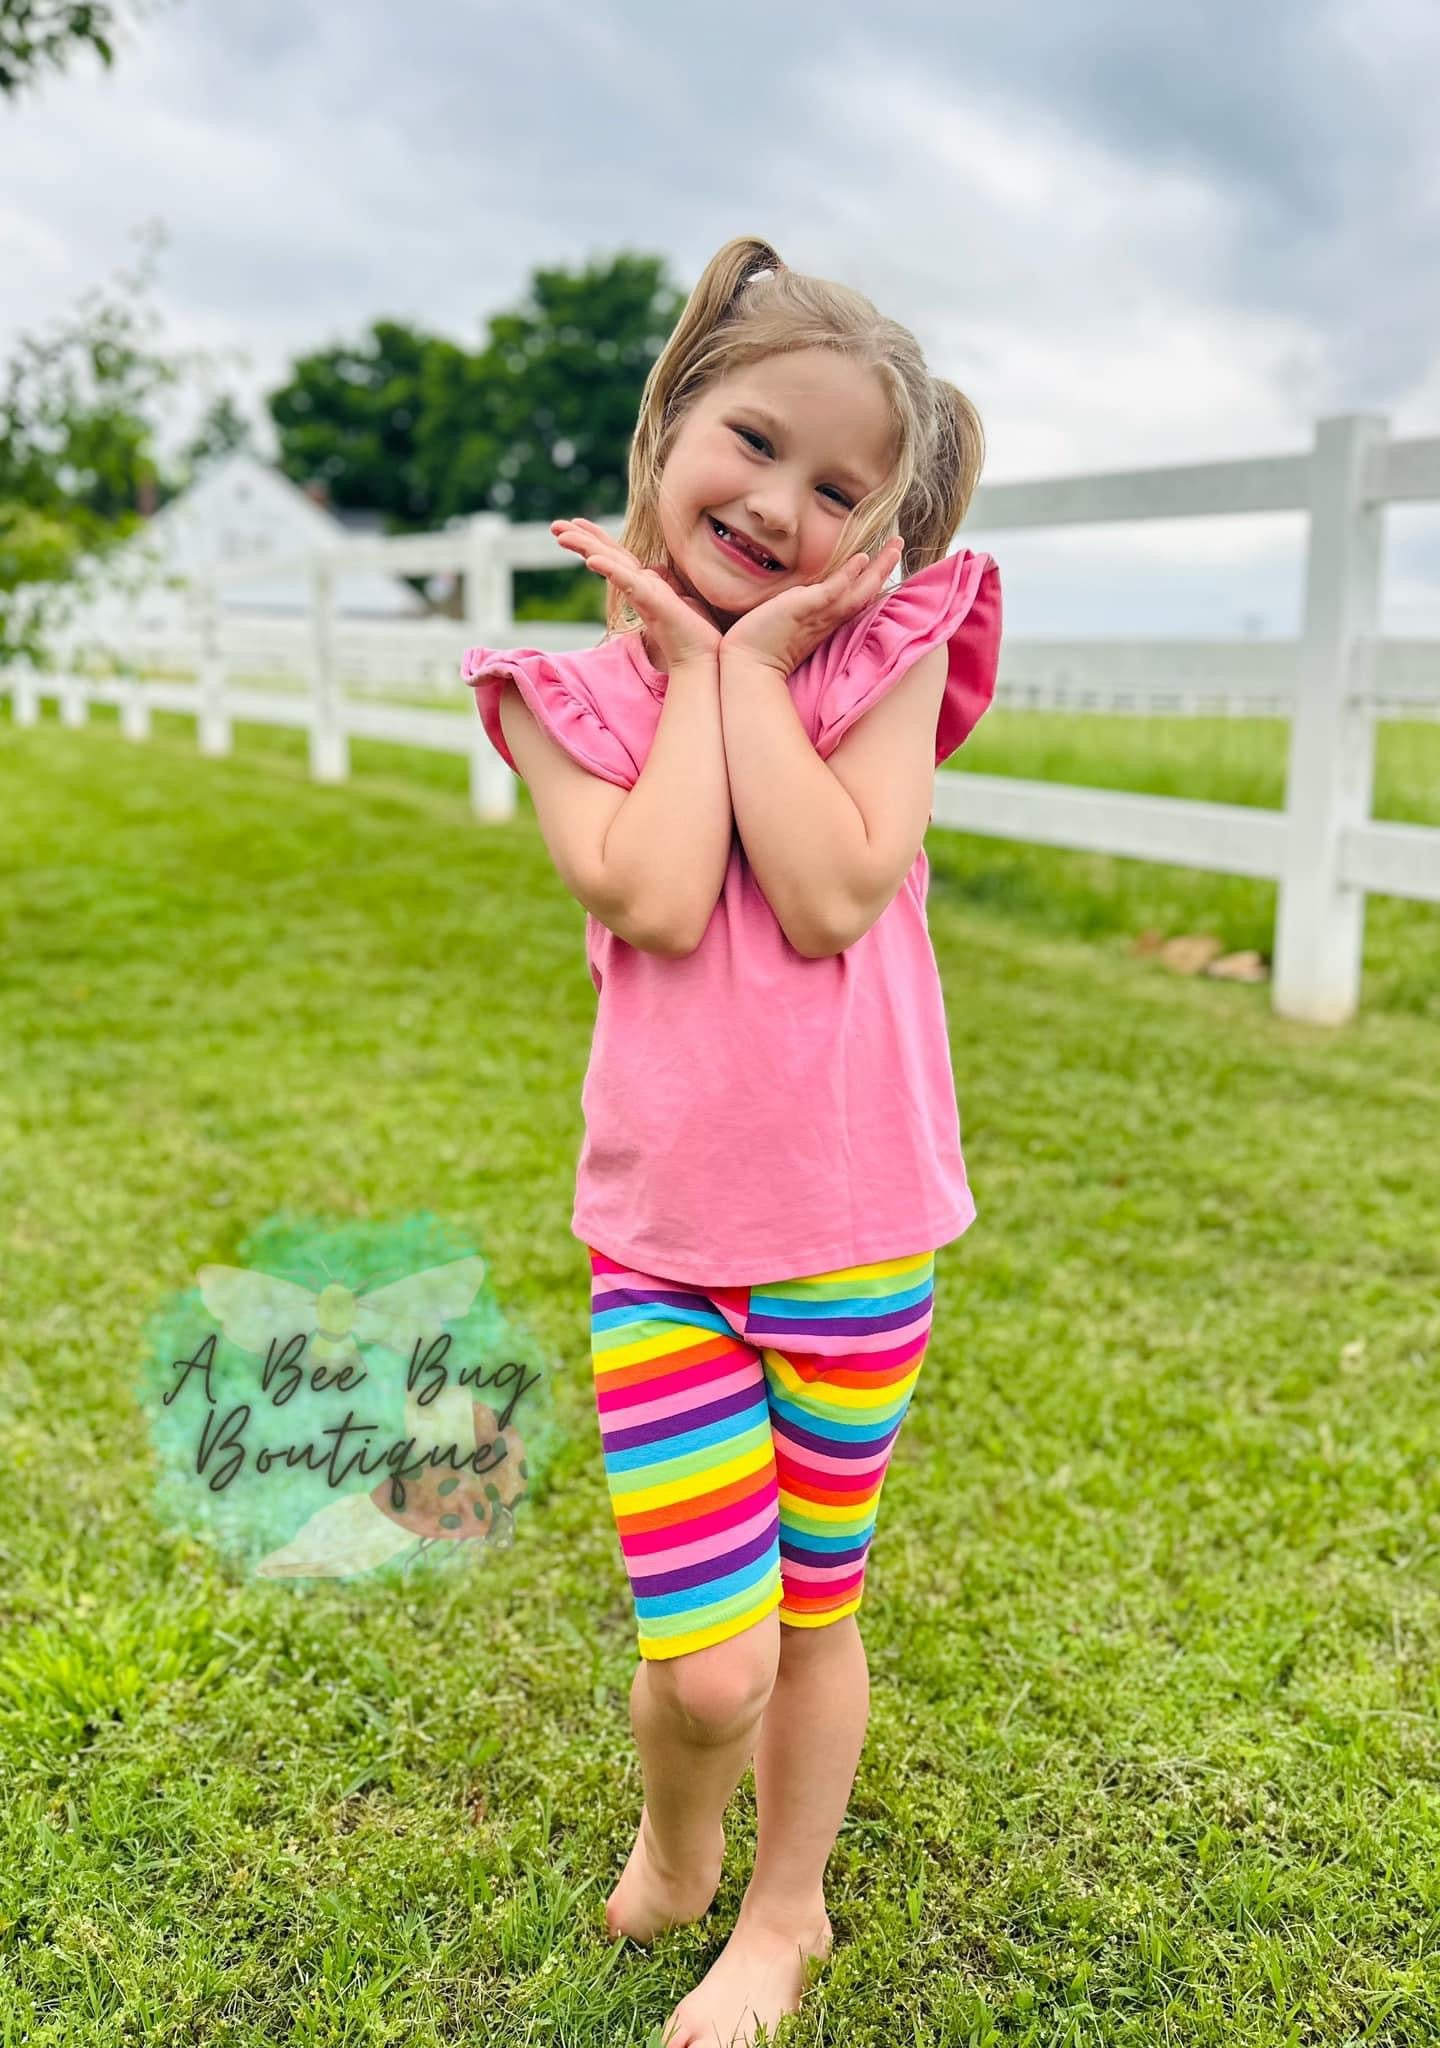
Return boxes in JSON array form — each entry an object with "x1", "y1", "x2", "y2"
[{"x1": 95, "y1": 451, "x2": 432, "y2": 619}]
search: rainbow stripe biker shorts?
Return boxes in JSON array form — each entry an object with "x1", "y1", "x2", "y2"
[{"x1": 585, "y1": 1246, "x2": 938, "y2": 1662}]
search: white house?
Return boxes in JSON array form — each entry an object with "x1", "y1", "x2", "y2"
[{"x1": 59, "y1": 451, "x2": 430, "y2": 646}]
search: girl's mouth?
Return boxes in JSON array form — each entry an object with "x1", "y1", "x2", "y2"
[{"x1": 706, "y1": 515, "x2": 784, "y2": 576}]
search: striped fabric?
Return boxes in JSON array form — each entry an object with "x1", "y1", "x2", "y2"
[{"x1": 586, "y1": 1246, "x2": 937, "y2": 1662}]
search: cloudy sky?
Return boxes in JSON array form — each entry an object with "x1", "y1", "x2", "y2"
[{"x1": 6, "y1": 0, "x2": 1439, "y2": 636}]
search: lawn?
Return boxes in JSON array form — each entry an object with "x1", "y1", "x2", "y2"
[{"x1": 2, "y1": 696, "x2": 1438, "y2": 2044}]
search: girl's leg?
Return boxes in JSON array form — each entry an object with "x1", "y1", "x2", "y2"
[
  {"x1": 585, "y1": 1248, "x2": 785, "y2": 1942},
  {"x1": 660, "y1": 1251, "x2": 935, "y2": 2048},
  {"x1": 607, "y1": 1612, "x2": 779, "y2": 1943},
  {"x1": 743, "y1": 1613, "x2": 867, "y2": 1925},
  {"x1": 748, "y1": 1250, "x2": 935, "y2": 1920}
]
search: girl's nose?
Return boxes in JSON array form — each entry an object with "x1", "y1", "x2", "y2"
[{"x1": 745, "y1": 505, "x2": 795, "y2": 549}]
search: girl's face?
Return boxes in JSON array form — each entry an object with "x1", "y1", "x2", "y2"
[{"x1": 655, "y1": 348, "x2": 898, "y2": 633}]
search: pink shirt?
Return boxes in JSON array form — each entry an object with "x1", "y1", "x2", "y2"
[{"x1": 463, "y1": 546, "x2": 1003, "y2": 1286}]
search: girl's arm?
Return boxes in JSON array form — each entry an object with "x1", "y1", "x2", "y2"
[
  {"x1": 535, "y1": 519, "x2": 733, "y2": 954},
  {"x1": 500, "y1": 654, "x2": 728, "y2": 955},
  {"x1": 600, "y1": 650, "x2": 731, "y2": 953},
  {"x1": 719, "y1": 643, "x2": 949, "y2": 957}
]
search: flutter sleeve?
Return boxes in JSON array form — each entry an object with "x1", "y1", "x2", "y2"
[
  {"x1": 806, "y1": 548, "x2": 1003, "y2": 766},
  {"x1": 462, "y1": 645, "x2": 637, "y2": 790}
]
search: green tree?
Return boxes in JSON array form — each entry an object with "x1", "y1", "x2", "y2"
[
  {"x1": 0, "y1": 0, "x2": 168, "y2": 100},
  {"x1": 417, "y1": 249, "x2": 684, "y2": 529},
  {"x1": 0, "y1": 233, "x2": 179, "y2": 666},
  {"x1": 267, "y1": 320, "x2": 437, "y2": 527},
  {"x1": 178, "y1": 391, "x2": 255, "y2": 483},
  {"x1": 266, "y1": 249, "x2": 686, "y2": 619}
]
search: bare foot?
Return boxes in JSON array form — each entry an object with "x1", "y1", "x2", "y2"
[
  {"x1": 658, "y1": 1899, "x2": 833, "y2": 2047},
  {"x1": 603, "y1": 1803, "x2": 727, "y2": 1945}
]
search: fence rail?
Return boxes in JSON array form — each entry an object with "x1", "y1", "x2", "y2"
[{"x1": 5, "y1": 410, "x2": 1439, "y2": 1024}]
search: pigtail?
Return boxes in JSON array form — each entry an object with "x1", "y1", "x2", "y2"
[{"x1": 890, "y1": 380, "x2": 986, "y2": 578}]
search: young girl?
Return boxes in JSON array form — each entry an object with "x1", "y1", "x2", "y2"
[{"x1": 463, "y1": 234, "x2": 1002, "y2": 2048}]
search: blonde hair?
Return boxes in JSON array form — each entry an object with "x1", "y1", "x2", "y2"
[{"x1": 603, "y1": 232, "x2": 985, "y2": 639}]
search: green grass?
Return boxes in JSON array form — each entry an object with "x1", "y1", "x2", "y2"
[{"x1": 2, "y1": 697, "x2": 1439, "y2": 2044}]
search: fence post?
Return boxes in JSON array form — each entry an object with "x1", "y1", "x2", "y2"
[
  {"x1": 308, "y1": 558, "x2": 348, "y2": 783},
  {"x1": 1271, "y1": 413, "x2": 1387, "y2": 1026},
  {"x1": 120, "y1": 665, "x2": 151, "y2": 742},
  {"x1": 10, "y1": 669, "x2": 39, "y2": 726},
  {"x1": 59, "y1": 671, "x2": 87, "y2": 728},
  {"x1": 463, "y1": 511, "x2": 518, "y2": 822},
  {"x1": 196, "y1": 576, "x2": 232, "y2": 757}
]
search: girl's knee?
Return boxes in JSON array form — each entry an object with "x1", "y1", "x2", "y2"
[{"x1": 647, "y1": 1616, "x2": 780, "y2": 1738}]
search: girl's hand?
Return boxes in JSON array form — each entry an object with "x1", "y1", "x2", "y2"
[
  {"x1": 551, "y1": 518, "x2": 722, "y2": 671},
  {"x1": 719, "y1": 535, "x2": 906, "y2": 679}
]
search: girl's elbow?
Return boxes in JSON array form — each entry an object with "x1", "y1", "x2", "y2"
[
  {"x1": 804, "y1": 880, "x2": 890, "y2": 956},
  {"x1": 667, "y1": 901, "x2": 717, "y2": 956},
  {"x1": 787, "y1": 897, "x2": 853, "y2": 959},
  {"x1": 797, "y1": 923, "x2": 858, "y2": 960},
  {"x1": 668, "y1": 871, "x2": 729, "y2": 955},
  {"x1": 635, "y1": 896, "x2": 706, "y2": 957},
  {"x1": 657, "y1": 918, "x2": 703, "y2": 958}
]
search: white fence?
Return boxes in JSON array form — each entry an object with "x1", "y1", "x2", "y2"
[{"x1": 4, "y1": 410, "x2": 1439, "y2": 1025}]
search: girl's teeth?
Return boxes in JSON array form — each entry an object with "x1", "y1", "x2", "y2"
[{"x1": 714, "y1": 519, "x2": 778, "y2": 569}]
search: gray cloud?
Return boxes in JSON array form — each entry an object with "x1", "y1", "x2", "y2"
[{"x1": 3, "y1": 0, "x2": 1437, "y2": 631}]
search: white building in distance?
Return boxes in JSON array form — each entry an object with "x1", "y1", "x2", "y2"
[{"x1": 60, "y1": 451, "x2": 430, "y2": 647}]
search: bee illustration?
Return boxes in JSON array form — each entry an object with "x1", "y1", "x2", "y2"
[{"x1": 195, "y1": 1252, "x2": 489, "y2": 1380}]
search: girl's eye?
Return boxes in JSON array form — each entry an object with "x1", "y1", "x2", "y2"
[{"x1": 732, "y1": 427, "x2": 853, "y2": 508}]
